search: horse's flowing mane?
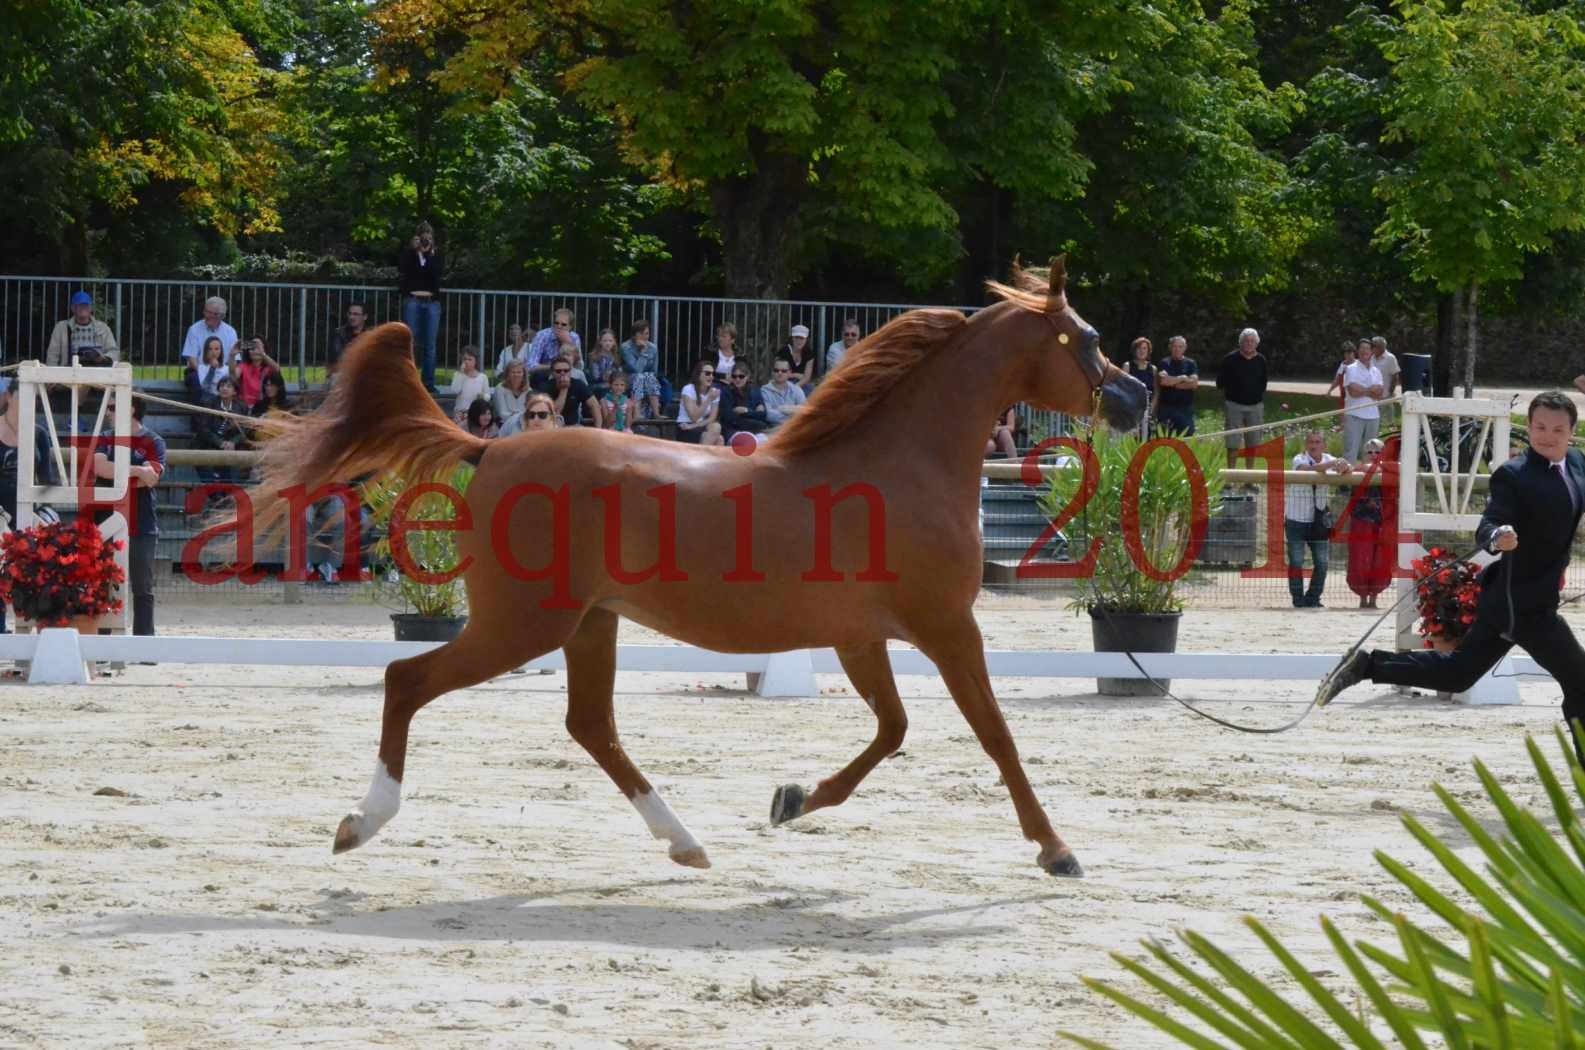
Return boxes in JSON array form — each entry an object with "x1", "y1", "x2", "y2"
[{"x1": 770, "y1": 258, "x2": 1066, "y2": 456}]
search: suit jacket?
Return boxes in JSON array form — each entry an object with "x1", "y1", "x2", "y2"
[{"x1": 1475, "y1": 446, "x2": 1585, "y2": 619}]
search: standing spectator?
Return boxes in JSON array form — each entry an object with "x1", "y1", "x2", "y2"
[
  {"x1": 1154, "y1": 335, "x2": 1199, "y2": 436},
  {"x1": 827, "y1": 318, "x2": 861, "y2": 375},
  {"x1": 447, "y1": 348, "x2": 490, "y2": 424},
  {"x1": 331, "y1": 302, "x2": 369, "y2": 371},
  {"x1": 587, "y1": 327, "x2": 620, "y2": 399},
  {"x1": 1126, "y1": 338, "x2": 1156, "y2": 437},
  {"x1": 1325, "y1": 340, "x2": 1356, "y2": 408},
  {"x1": 180, "y1": 296, "x2": 238, "y2": 363},
  {"x1": 986, "y1": 406, "x2": 1018, "y2": 459},
  {"x1": 196, "y1": 376, "x2": 250, "y2": 486},
  {"x1": 719, "y1": 364, "x2": 769, "y2": 445},
  {"x1": 251, "y1": 372, "x2": 292, "y2": 417},
  {"x1": 621, "y1": 318, "x2": 663, "y2": 421},
  {"x1": 464, "y1": 399, "x2": 498, "y2": 439},
  {"x1": 232, "y1": 336, "x2": 281, "y2": 408},
  {"x1": 398, "y1": 221, "x2": 443, "y2": 392},
  {"x1": 782, "y1": 324, "x2": 815, "y2": 391},
  {"x1": 496, "y1": 322, "x2": 529, "y2": 378},
  {"x1": 711, "y1": 322, "x2": 739, "y2": 378},
  {"x1": 527, "y1": 308, "x2": 582, "y2": 384},
  {"x1": 1284, "y1": 430, "x2": 1352, "y2": 608},
  {"x1": 1216, "y1": 328, "x2": 1268, "y2": 456},
  {"x1": 46, "y1": 291, "x2": 119, "y2": 367},
  {"x1": 184, "y1": 336, "x2": 227, "y2": 404},
  {"x1": 492, "y1": 360, "x2": 532, "y2": 427},
  {"x1": 546, "y1": 356, "x2": 601, "y2": 428},
  {"x1": 677, "y1": 359, "x2": 722, "y2": 446},
  {"x1": 601, "y1": 371, "x2": 635, "y2": 433},
  {"x1": 1341, "y1": 340, "x2": 1385, "y2": 462},
  {"x1": 1371, "y1": 335, "x2": 1400, "y2": 425},
  {"x1": 762, "y1": 356, "x2": 807, "y2": 428},
  {"x1": 1344, "y1": 438, "x2": 1398, "y2": 609},
  {"x1": 92, "y1": 399, "x2": 164, "y2": 637}
]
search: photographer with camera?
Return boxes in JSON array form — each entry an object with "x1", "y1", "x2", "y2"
[
  {"x1": 45, "y1": 292, "x2": 119, "y2": 367},
  {"x1": 398, "y1": 221, "x2": 444, "y2": 393}
]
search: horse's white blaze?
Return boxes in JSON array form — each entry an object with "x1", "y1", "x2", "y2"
[
  {"x1": 631, "y1": 788, "x2": 702, "y2": 854},
  {"x1": 352, "y1": 760, "x2": 401, "y2": 834}
]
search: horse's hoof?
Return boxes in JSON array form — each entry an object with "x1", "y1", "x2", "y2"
[
  {"x1": 770, "y1": 783, "x2": 807, "y2": 826},
  {"x1": 1044, "y1": 852, "x2": 1084, "y2": 878},
  {"x1": 670, "y1": 846, "x2": 711, "y2": 869},
  {"x1": 332, "y1": 814, "x2": 365, "y2": 855}
]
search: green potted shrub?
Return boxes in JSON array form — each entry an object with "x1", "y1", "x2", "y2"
[
  {"x1": 363, "y1": 466, "x2": 472, "y2": 642},
  {"x1": 1038, "y1": 425, "x2": 1227, "y2": 696}
]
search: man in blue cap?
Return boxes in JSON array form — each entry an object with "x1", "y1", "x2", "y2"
[{"x1": 46, "y1": 291, "x2": 119, "y2": 367}]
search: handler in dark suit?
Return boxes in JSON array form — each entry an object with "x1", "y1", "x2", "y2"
[{"x1": 1321, "y1": 390, "x2": 1585, "y2": 763}]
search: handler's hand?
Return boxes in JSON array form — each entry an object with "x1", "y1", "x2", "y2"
[{"x1": 1492, "y1": 525, "x2": 1518, "y2": 552}]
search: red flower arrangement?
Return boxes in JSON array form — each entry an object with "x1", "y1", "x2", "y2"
[
  {"x1": 0, "y1": 517, "x2": 124, "y2": 627},
  {"x1": 1412, "y1": 546, "x2": 1479, "y2": 648}
]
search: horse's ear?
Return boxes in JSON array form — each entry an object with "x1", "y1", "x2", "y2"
[{"x1": 1048, "y1": 255, "x2": 1068, "y2": 299}]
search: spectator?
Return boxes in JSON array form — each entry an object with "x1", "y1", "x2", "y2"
[
  {"x1": 180, "y1": 296, "x2": 238, "y2": 363},
  {"x1": 527, "y1": 308, "x2": 581, "y2": 384},
  {"x1": 232, "y1": 336, "x2": 280, "y2": 408},
  {"x1": 986, "y1": 406, "x2": 1018, "y2": 459},
  {"x1": 397, "y1": 220, "x2": 443, "y2": 392},
  {"x1": 1344, "y1": 437, "x2": 1397, "y2": 609},
  {"x1": 0, "y1": 386, "x2": 58, "y2": 636},
  {"x1": 762, "y1": 356, "x2": 807, "y2": 428},
  {"x1": 251, "y1": 371, "x2": 292, "y2": 417},
  {"x1": 46, "y1": 291, "x2": 119, "y2": 367},
  {"x1": 620, "y1": 318, "x2": 663, "y2": 421},
  {"x1": 184, "y1": 336, "x2": 227, "y2": 403},
  {"x1": 1216, "y1": 327, "x2": 1267, "y2": 456},
  {"x1": 92, "y1": 399, "x2": 164, "y2": 637},
  {"x1": 331, "y1": 302, "x2": 369, "y2": 371},
  {"x1": 546, "y1": 356, "x2": 601, "y2": 428},
  {"x1": 1154, "y1": 335, "x2": 1199, "y2": 436},
  {"x1": 196, "y1": 376, "x2": 250, "y2": 486},
  {"x1": 719, "y1": 364, "x2": 769, "y2": 445},
  {"x1": 827, "y1": 318, "x2": 861, "y2": 375},
  {"x1": 1371, "y1": 335, "x2": 1400, "y2": 424},
  {"x1": 677, "y1": 359, "x2": 722, "y2": 446},
  {"x1": 447, "y1": 348, "x2": 490, "y2": 424},
  {"x1": 1126, "y1": 338, "x2": 1156, "y2": 437},
  {"x1": 712, "y1": 322, "x2": 739, "y2": 378},
  {"x1": 1342, "y1": 339, "x2": 1385, "y2": 462},
  {"x1": 782, "y1": 324, "x2": 815, "y2": 391},
  {"x1": 464, "y1": 398, "x2": 498, "y2": 439},
  {"x1": 553, "y1": 346, "x2": 588, "y2": 387},
  {"x1": 1284, "y1": 429, "x2": 1352, "y2": 608},
  {"x1": 496, "y1": 323, "x2": 529, "y2": 378},
  {"x1": 601, "y1": 371, "x2": 635, "y2": 433},
  {"x1": 492, "y1": 360, "x2": 532, "y2": 426},
  {"x1": 587, "y1": 327, "x2": 620, "y2": 400},
  {"x1": 501, "y1": 391, "x2": 558, "y2": 437},
  {"x1": 1325, "y1": 340, "x2": 1356, "y2": 408}
]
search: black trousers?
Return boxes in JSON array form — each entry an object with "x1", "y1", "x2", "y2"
[
  {"x1": 129, "y1": 534, "x2": 156, "y2": 636},
  {"x1": 1369, "y1": 610, "x2": 1585, "y2": 763}
]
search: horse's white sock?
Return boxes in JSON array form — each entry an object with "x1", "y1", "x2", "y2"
[
  {"x1": 353, "y1": 760, "x2": 402, "y2": 834},
  {"x1": 630, "y1": 788, "x2": 702, "y2": 855}
]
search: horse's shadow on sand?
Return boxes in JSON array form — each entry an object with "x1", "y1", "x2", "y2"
[{"x1": 77, "y1": 880, "x2": 1060, "y2": 952}]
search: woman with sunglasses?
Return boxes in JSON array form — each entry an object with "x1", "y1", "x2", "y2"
[
  {"x1": 718, "y1": 364, "x2": 769, "y2": 446},
  {"x1": 497, "y1": 391, "x2": 559, "y2": 437},
  {"x1": 677, "y1": 359, "x2": 723, "y2": 446}
]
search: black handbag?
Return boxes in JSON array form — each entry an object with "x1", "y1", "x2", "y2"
[{"x1": 1308, "y1": 504, "x2": 1334, "y2": 541}]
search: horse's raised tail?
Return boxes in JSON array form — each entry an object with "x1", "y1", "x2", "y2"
[{"x1": 245, "y1": 322, "x2": 486, "y2": 543}]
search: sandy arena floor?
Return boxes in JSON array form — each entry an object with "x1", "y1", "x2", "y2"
[{"x1": 1, "y1": 597, "x2": 1580, "y2": 1048}]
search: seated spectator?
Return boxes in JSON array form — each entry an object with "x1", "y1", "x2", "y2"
[
  {"x1": 712, "y1": 322, "x2": 739, "y2": 378},
  {"x1": 782, "y1": 324, "x2": 815, "y2": 391},
  {"x1": 762, "y1": 356, "x2": 807, "y2": 429},
  {"x1": 677, "y1": 359, "x2": 722, "y2": 446},
  {"x1": 497, "y1": 322, "x2": 529, "y2": 378},
  {"x1": 500, "y1": 391, "x2": 558, "y2": 437},
  {"x1": 492, "y1": 360, "x2": 532, "y2": 424},
  {"x1": 539, "y1": 346, "x2": 587, "y2": 388},
  {"x1": 527, "y1": 308, "x2": 582, "y2": 384},
  {"x1": 181, "y1": 296, "x2": 238, "y2": 363},
  {"x1": 233, "y1": 336, "x2": 280, "y2": 408},
  {"x1": 986, "y1": 406, "x2": 1018, "y2": 459},
  {"x1": 601, "y1": 371, "x2": 635, "y2": 433},
  {"x1": 546, "y1": 356, "x2": 601, "y2": 428},
  {"x1": 719, "y1": 363, "x2": 769, "y2": 446},
  {"x1": 620, "y1": 318, "x2": 663, "y2": 420},
  {"x1": 448, "y1": 347, "x2": 490, "y2": 424},
  {"x1": 331, "y1": 302, "x2": 369, "y2": 373},
  {"x1": 196, "y1": 376, "x2": 251, "y2": 485},
  {"x1": 184, "y1": 336, "x2": 227, "y2": 403},
  {"x1": 251, "y1": 371, "x2": 292, "y2": 417},
  {"x1": 587, "y1": 327, "x2": 620, "y2": 400},
  {"x1": 464, "y1": 398, "x2": 499, "y2": 439},
  {"x1": 46, "y1": 291, "x2": 119, "y2": 367},
  {"x1": 826, "y1": 318, "x2": 861, "y2": 375}
]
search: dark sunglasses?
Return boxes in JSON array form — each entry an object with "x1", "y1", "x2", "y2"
[
  {"x1": 527, "y1": 410, "x2": 552, "y2": 419},
  {"x1": 731, "y1": 374, "x2": 748, "y2": 380},
  {"x1": 553, "y1": 320, "x2": 570, "y2": 327},
  {"x1": 553, "y1": 368, "x2": 571, "y2": 374}
]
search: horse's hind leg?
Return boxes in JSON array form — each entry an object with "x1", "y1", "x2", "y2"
[
  {"x1": 770, "y1": 641, "x2": 906, "y2": 825},
  {"x1": 563, "y1": 607, "x2": 709, "y2": 869},
  {"x1": 334, "y1": 623, "x2": 564, "y2": 854}
]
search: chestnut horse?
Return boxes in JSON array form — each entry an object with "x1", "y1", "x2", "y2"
[{"x1": 248, "y1": 258, "x2": 1145, "y2": 878}]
